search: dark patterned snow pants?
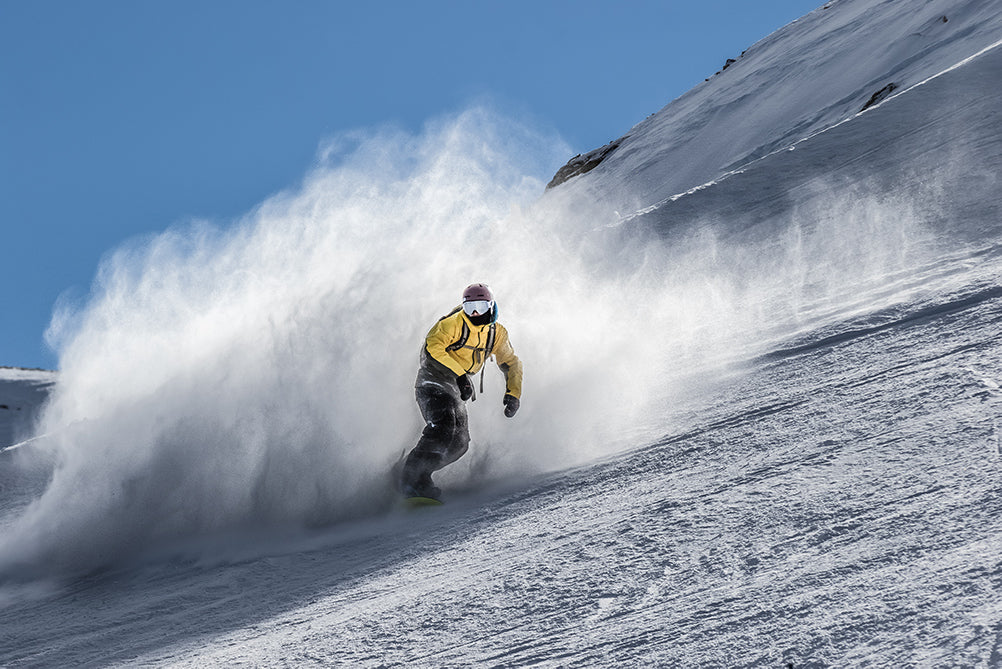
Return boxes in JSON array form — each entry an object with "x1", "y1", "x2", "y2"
[{"x1": 399, "y1": 386, "x2": 470, "y2": 494}]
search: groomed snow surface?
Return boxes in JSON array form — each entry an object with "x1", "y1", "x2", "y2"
[{"x1": 3, "y1": 0, "x2": 1002, "y2": 666}]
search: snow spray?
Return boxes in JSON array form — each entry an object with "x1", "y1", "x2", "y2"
[{"x1": 0, "y1": 107, "x2": 946, "y2": 577}]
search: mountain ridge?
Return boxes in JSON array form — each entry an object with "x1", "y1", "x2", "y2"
[{"x1": 548, "y1": 0, "x2": 1002, "y2": 221}]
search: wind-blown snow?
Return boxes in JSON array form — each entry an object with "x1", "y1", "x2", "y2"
[
  {"x1": 2, "y1": 0, "x2": 1002, "y2": 665},
  {"x1": 2, "y1": 105, "x2": 797, "y2": 576}
]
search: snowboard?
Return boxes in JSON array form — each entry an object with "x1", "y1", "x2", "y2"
[{"x1": 402, "y1": 495, "x2": 444, "y2": 509}]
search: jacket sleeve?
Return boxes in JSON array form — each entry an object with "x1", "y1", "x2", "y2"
[
  {"x1": 424, "y1": 314, "x2": 468, "y2": 377},
  {"x1": 494, "y1": 325, "x2": 523, "y2": 398}
]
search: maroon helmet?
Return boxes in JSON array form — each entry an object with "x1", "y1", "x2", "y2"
[
  {"x1": 462, "y1": 283, "x2": 495, "y2": 318},
  {"x1": 462, "y1": 283, "x2": 493, "y2": 303}
]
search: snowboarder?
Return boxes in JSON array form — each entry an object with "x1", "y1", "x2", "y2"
[{"x1": 399, "y1": 283, "x2": 523, "y2": 500}]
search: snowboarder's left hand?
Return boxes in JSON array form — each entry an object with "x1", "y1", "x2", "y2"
[
  {"x1": 457, "y1": 374, "x2": 474, "y2": 401},
  {"x1": 503, "y1": 394, "x2": 520, "y2": 418}
]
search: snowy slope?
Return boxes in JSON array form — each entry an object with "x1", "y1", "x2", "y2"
[
  {"x1": 554, "y1": 0, "x2": 1002, "y2": 222},
  {"x1": 3, "y1": 0, "x2": 1002, "y2": 666},
  {"x1": 2, "y1": 256, "x2": 1000, "y2": 667},
  {"x1": 0, "y1": 369, "x2": 56, "y2": 557},
  {"x1": 0, "y1": 368, "x2": 55, "y2": 449}
]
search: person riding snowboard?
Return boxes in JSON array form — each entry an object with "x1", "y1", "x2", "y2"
[{"x1": 399, "y1": 283, "x2": 523, "y2": 500}]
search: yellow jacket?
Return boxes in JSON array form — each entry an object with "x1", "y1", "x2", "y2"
[{"x1": 424, "y1": 308, "x2": 523, "y2": 398}]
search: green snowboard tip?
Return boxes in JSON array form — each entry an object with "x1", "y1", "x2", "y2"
[{"x1": 403, "y1": 496, "x2": 444, "y2": 508}]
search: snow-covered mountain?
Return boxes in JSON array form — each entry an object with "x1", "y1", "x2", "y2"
[
  {"x1": 3, "y1": 0, "x2": 1002, "y2": 666},
  {"x1": 550, "y1": 0, "x2": 1002, "y2": 223},
  {"x1": 0, "y1": 368, "x2": 55, "y2": 450},
  {"x1": 0, "y1": 368, "x2": 56, "y2": 528}
]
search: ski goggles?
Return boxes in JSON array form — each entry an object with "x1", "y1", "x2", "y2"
[{"x1": 463, "y1": 300, "x2": 493, "y2": 317}]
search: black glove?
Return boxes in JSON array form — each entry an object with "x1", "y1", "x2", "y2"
[
  {"x1": 503, "y1": 394, "x2": 520, "y2": 418},
  {"x1": 457, "y1": 374, "x2": 474, "y2": 401}
]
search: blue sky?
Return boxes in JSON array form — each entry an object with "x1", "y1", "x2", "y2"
[{"x1": 2, "y1": 1, "x2": 820, "y2": 370}]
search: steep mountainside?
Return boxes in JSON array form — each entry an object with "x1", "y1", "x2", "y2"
[{"x1": 550, "y1": 0, "x2": 1002, "y2": 222}]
